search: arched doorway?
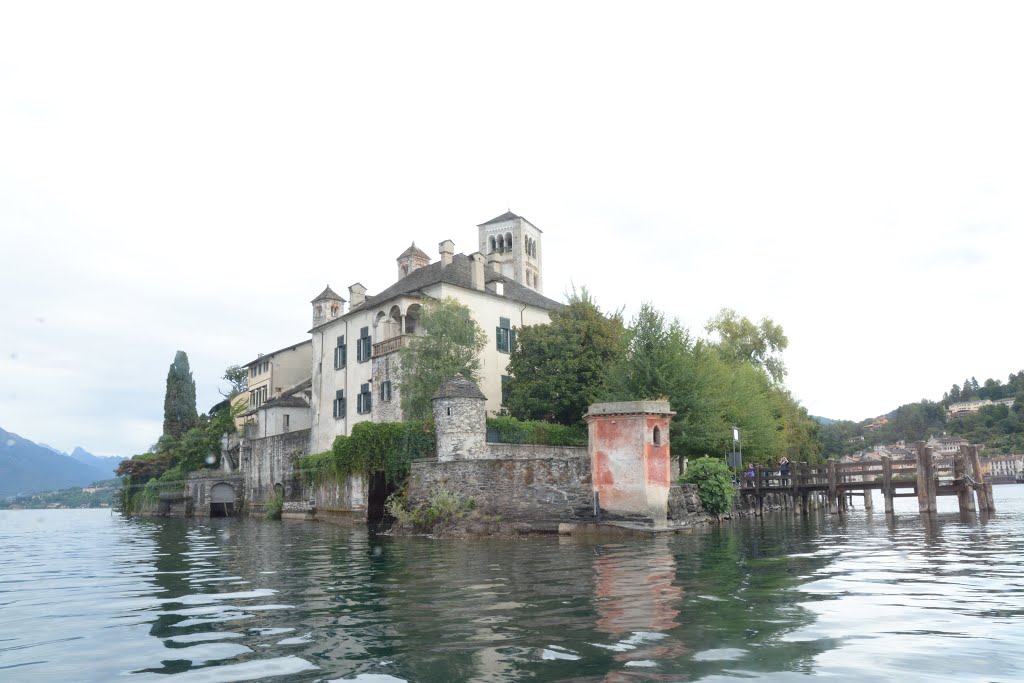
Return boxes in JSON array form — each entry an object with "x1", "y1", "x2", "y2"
[{"x1": 210, "y1": 483, "x2": 235, "y2": 517}]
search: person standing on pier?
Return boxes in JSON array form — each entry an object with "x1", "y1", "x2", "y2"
[{"x1": 779, "y1": 456, "x2": 790, "y2": 486}]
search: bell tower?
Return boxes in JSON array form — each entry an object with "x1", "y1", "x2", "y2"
[
  {"x1": 311, "y1": 285, "x2": 345, "y2": 327},
  {"x1": 476, "y1": 210, "x2": 543, "y2": 292}
]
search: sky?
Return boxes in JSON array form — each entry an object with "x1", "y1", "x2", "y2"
[{"x1": 2, "y1": 1, "x2": 1023, "y2": 456}]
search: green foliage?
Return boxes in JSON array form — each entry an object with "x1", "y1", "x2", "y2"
[
  {"x1": 299, "y1": 420, "x2": 435, "y2": 486},
  {"x1": 265, "y1": 491, "x2": 284, "y2": 520},
  {"x1": 220, "y1": 364, "x2": 248, "y2": 398},
  {"x1": 163, "y1": 350, "x2": 198, "y2": 439},
  {"x1": 399, "y1": 298, "x2": 486, "y2": 420},
  {"x1": 386, "y1": 485, "x2": 475, "y2": 531},
  {"x1": 506, "y1": 287, "x2": 626, "y2": 425},
  {"x1": 682, "y1": 457, "x2": 736, "y2": 515},
  {"x1": 485, "y1": 416, "x2": 587, "y2": 446},
  {"x1": 706, "y1": 307, "x2": 789, "y2": 384}
]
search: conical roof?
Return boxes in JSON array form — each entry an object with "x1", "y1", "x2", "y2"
[
  {"x1": 311, "y1": 285, "x2": 345, "y2": 303},
  {"x1": 432, "y1": 374, "x2": 487, "y2": 401},
  {"x1": 398, "y1": 242, "x2": 430, "y2": 260}
]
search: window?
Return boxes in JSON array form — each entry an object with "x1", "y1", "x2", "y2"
[
  {"x1": 501, "y1": 375, "x2": 510, "y2": 406},
  {"x1": 332, "y1": 390, "x2": 346, "y2": 419},
  {"x1": 653, "y1": 426, "x2": 661, "y2": 446},
  {"x1": 357, "y1": 326, "x2": 372, "y2": 362},
  {"x1": 496, "y1": 317, "x2": 516, "y2": 353},
  {"x1": 283, "y1": 414, "x2": 291, "y2": 432},
  {"x1": 334, "y1": 335, "x2": 347, "y2": 369},
  {"x1": 357, "y1": 383, "x2": 372, "y2": 414},
  {"x1": 381, "y1": 380, "x2": 392, "y2": 402},
  {"x1": 249, "y1": 385, "x2": 268, "y2": 409}
]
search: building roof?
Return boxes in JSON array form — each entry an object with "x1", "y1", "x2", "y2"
[
  {"x1": 478, "y1": 210, "x2": 522, "y2": 226},
  {"x1": 432, "y1": 375, "x2": 487, "y2": 401},
  {"x1": 310, "y1": 253, "x2": 560, "y2": 330},
  {"x1": 311, "y1": 285, "x2": 345, "y2": 303},
  {"x1": 243, "y1": 339, "x2": 313, "y2": 368},
  {"x1": 259, "y1": 395, "x2": 310, "y2": 409},
  {"x1": 398, "y1": 242, "x2": 431, "y2": 261}
]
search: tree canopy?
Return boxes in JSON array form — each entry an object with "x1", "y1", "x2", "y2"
[
  {"x1": 705, "y1": 307, "x2": 789, "y2": 383},
  {"x1": 163, "y1": 350, "x2": 198, "y2": 439},
  {"x1": 504, "y1": 288, "x2": 625, "y2": 425},
  {"x1": 220, "y1": 364, "x2": 248, "y2": 398},
  {"x1": 398, "y1": 297, "x2": 486, "y2": 419}
]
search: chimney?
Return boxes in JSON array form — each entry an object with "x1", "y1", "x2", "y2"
[
  {"x1": 469, "y1": 252, "x2": 486, "y2": 291},
  {"x1": 349, "y1": 282, "x2": 367, "y2": 308},
  {"x1": 487, "y1": 251, "x2": 501, "y2": 273},
  {"x1": 439, "y1": 239, "x2": 454, "y2": 267}
]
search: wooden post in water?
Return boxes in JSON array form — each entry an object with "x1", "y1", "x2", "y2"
[
  {"x1": 967, "y1": 445, "x2": 996, "y2": 513},
  {"x1": 916, "y1": 442, "x2": 937, "y2": 514},
  {"x1": 882, "y1": 456, "x2": 894, "y2": 514},
  {"x1": 754, "y1": 463, "x2": 763, "y2": 516},
  {"x1": 954, "y1": 449, "x2": 976, "y2": 513},
  {"x1": 827, "y1": 459, "x2": 838, "y2": 514}
]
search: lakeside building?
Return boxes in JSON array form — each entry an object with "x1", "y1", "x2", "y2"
[{"x1": 306, "y1": 211, "x2": 560, "y2": 453}]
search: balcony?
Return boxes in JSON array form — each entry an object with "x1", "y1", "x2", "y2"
[{"x1": 372, "y1": 334, "x2": 409, "y2": 358}]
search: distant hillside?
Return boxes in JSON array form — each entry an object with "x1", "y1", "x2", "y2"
[
  {"x1": 811, "y1": 415, "x2": 835, "y2": 425},
  {"x1": 0, "y1": 427, "x2": 113, "y2": 497},
  {"x1": 69, "y1": 447, "x2": 125, "y2": 477}
]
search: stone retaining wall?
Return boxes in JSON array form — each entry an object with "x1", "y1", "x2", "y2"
[
  {"x1": 483, "y1": 443, "x2": 587, "y2": 461},
  {"x1": 241, "y1": 428, "x2": 310, "y2": 506},
  {"x1": 408, "y1": 456, "x2": 594, "y2": 524}
]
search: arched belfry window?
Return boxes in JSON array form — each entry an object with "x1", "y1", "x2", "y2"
[
  {"x1": 505, "y1": 232, "x2": 513, "y2": 250},
  {"x1": 489, "y1": 236, "x2": 496, "y2": 253},
  {"x1": 497, "y1": 235, "x2": 505, "y2": 253},
  {"x1": 653, "y1": 426, "x2": 662, "y2": 446}
]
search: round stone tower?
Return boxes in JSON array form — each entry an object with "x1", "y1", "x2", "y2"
[{"x1": 432, "y1": 375, "x2": 487, "y2": 461}]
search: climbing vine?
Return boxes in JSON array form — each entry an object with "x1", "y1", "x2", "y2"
[{"x1": 299, "y1": 420, "x2": 435, "y2": 486}]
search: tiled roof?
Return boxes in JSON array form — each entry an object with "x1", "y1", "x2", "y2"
[
  {"x1": 344, "y1": 253, "x2": 560, "y2": 316},
  {"x1": 311, "y1": 285, "x2": 345, "y2": 303},
  {"x1": 398, "y1": 242, "x2": 430, "y2": 260},
  {"x1": 432, "y1": 375, "x2": 487, "y2": 401},
  {"x1": 478, "y1": 210, "x2": 522, "y2": 226}
]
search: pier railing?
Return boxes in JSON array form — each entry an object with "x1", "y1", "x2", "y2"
[{"x1": 737, "y1": 444, "x2": 996, "y2": 516}]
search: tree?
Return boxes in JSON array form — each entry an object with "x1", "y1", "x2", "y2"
[
  {"x1": 398, "y1": 297, "x2": 486, "y2": 419},
  {"x1": 163, "y1": 350, "x2": 198, "y2": 439},
  {"x1": 220, "y1": 364, "x2": 248, "y2": 398},
  {"x1": 705, "y1": 308, "x2": 789, "y2": 383},
  {"x1": 505, "y1": 288, "x2": 626, "y2": 425}
]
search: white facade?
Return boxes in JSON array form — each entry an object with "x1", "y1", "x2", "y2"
[{"x1": 308, "y1": 213, "x2": 559, "y2": 454}]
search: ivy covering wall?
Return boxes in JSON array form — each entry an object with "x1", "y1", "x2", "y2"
[{"x1": 300, "y1": 420, "x2": 435, "y2": 486}]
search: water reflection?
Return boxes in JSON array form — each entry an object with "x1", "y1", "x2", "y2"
[{"x1": 4, "y1": 487, "x2": 1024, "y2": 682}]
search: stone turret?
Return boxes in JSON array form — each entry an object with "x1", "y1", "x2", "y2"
[
  {"x1": 432, "y1": 375, "x2": 486, "y2": 461},
  {"x1": 311, "y1": 285, "x2": 345, "y2": 327},
  {"x1": 397, "y1": 242, "x2": 430, "y2": 280}
]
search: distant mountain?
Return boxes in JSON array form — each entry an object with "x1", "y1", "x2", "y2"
[
  {"x1": 69, "y1": 447, "x2": 125, "y2": 477},
  {"x1": 811, "y1": 415, "x2": 836, "y2": 425},
  {"x1": 0, "y1": 427, "x2": 114, "y2": 497}
]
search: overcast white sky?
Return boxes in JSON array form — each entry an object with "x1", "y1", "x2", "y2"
[{"x1": 2, "y1": 2, "x2": 1022, "y2": 456}]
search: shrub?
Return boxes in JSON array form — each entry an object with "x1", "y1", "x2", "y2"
[
  {"x1": 486, "y1": 416, "x2": 587, "y2": 447},
  {"x1": 682, "y1": 457, "x2": 735, "y2": 515},
  {"x1": 265, "y1": 491, "x2": 284, "y2": 521},
  {"x1": 385, "y1": 486, "x2": 475, "y2": 532}
]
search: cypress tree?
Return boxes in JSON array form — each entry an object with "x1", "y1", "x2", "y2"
[{"x1": 163, "y1": 350, "x2": 198, "y2": 439}]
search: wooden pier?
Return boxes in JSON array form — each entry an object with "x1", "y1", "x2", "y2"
[{"x1": 738, "y1": 443, "x2": 996, "y2": 516}]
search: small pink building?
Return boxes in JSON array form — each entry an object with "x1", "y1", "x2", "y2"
[{"x1": 585, "y1": 401, "x2": 675, "y2": 526}]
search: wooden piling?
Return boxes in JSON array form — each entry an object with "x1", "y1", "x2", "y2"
[
  {"x1": 916, "y1": 443, "x2": 937, "y2": 514},
  {"x1": 882, "y1": 456, "x2": 894, "y2": 514},
  {"x1": 827, "y1": 460, "x2": 838, "y2": 514},
  {"x1": 954, "y1": 450, "x2": 976, "y2": 513},
  {"x1": 967, "y1": 445, "x2": 996, "y2": 513}
]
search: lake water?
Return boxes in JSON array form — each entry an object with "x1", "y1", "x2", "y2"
[{"x1": 2, "y1": 487, "x2": 1023, "y2": 682}]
